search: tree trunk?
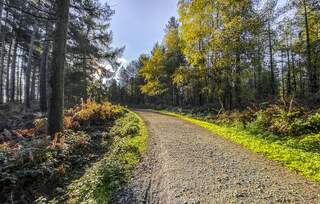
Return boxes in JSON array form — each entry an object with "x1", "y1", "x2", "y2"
[
  {"x1": 225, "y1": 72, "x2": 233, "y2": 110},
  {"x1": 25, "y1": 28, "x2": 36, "y2": 108},
  {"x1": 0, "y1": 37, "x2": 5, "y2": 104},
  {"x1": 82, "y1": 54, "x2": 88, "y2": 100},
  {"x1": 281, "y1": 51, "x2": 285, "y2": 98},
  {"x1": 299, "y1": 60, "x2": 304, "y2": 97},
  {"x1": 10, "y1": 38, "x2": 18, "y2": 102},
  {"x1": 5, "y1": 39, "x2": 12, "y2": 103},
  {"x1": 268, "y1": 21, "x2": 276, "y2": 96},
  {"x1": 304, "y1": 0, "x2": 317, "y2": 94},
  {"x1": 0, "y1": 3, "x2": 6, "y2": 103},
  {"x1": 30, "y1": 65, "x2": 36, "y2": 101},
  {"x1": 286, "y1": 46, "x2": 292, "y2": 96},
  {"x1": 291, "y1": 49, "x2": 297, "y2": 94},
  {"x1": 0, "y1": 0, "x2": 3, "y2": 29},
  {"x1": 16, "y1": 56, "x2": 20, "y2": 102},
  {"x1": 19, "y1": 58, "x2": 23, "y2": 102},
  {"x1": 40, "y1": 24, "x2": 51, "y2": 112},
  {"x1": 256, "y1": 36, "x2": 263, "y2": 100},
  {"x1": 235, "y1": 53, "x2": 241, "y2": 108},
  {"x1": 48, "y1": 0, "x2": 70, "y2": 136}
]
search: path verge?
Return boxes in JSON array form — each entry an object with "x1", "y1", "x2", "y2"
[{"x1": 160, "y1": 111, "x2": 320, "y2": 182}]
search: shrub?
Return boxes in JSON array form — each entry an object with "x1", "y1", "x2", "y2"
[
  {"x1": 169, "y1": 102, "x2": 320, "y2": 137},
  {"x1": 109, "y1": 113, "x2": 140, "y2": 138},
  {"x1": 66, "y1": 100, "x2": 127, "y2": 129},
  {"x1": 65, "y1": 111, "x2": 147, "y2": 203},
  {"x1": 248, "y1": 104, "x2": 307, "y2": 136},
  {"x1": 1, "y1": 100, "x2": 130, "y2": 203},
  {"x1": 214, "y1": 110, "x2": 256, "y2": 128},
  {"x1": 305, "y1": 112, "x2": 320, "y2": 132}
]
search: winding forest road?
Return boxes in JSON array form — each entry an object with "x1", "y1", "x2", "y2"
[{"x1": 115, "y1": 110, "x2": 320, "y2": 204}]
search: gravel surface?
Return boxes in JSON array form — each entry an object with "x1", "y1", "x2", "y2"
[{"x1": 114, "y1": 111, "x2": 320, "y2": 204}]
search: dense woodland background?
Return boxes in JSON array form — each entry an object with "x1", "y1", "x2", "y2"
[
  {"x1": 1, "y1": 0, "x2": 320, "y2": 118},
  {"x1": 0, "y1": 0, "x2": 318, "y2": 146},
  {"x1": 0, "y1": 0, "x2": 125, "y2": 136},
  {"x1": 0, "y1": 0, "x2": 121, "y2": 108},
  {"x1": 114, "y1": 0, "x2": 320, "y2": 111}
]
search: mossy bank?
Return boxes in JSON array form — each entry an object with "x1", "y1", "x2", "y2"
[{"x1": 64, "y1": 111, "x2": 147, "y2": 204}]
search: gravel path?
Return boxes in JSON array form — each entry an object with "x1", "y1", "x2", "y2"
[{"x1": 114, "y1": 110, "x2": 320, "y2": 204}]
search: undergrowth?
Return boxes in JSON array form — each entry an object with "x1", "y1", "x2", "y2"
[
  {"x1": 1, "y1": 100, "x2": 147, "y2": 203},
  {"x1": 57, "y1": 111, "x2": 148, "y2": 204},
  {"x1": 161, "y1": 111, "x2": 320, "y2": 182}
]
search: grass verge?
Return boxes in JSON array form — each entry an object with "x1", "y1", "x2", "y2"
[
  {"x1": 160, "y1": 111, "x2": 320, "y2": 182},
  {"x1": 58, "y1": 111, "x2": 147, "y2": 204}
]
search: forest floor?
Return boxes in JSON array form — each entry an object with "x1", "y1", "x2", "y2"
[
  {"x1": 0, "y1": 102, "x2": 147, "y2": 203},
  {"x1": 115, "y1": 110, "x2": 320, "y2": 204}
]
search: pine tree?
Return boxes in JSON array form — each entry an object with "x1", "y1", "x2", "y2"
[{"x1": 48, "y1": 0, "x2": 71, "y2": 136}]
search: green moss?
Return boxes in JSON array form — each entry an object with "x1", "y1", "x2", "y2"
[{"x1": 161, "y1": 111, "x2": 320, "y2": 182}]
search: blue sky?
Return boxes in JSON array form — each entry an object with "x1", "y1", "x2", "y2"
[{"x1": 101, "y1": 0, "x2": 179, "y2": 64}]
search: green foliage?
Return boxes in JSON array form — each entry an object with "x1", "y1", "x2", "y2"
[
  {"x1": 0, "y1": 130, "x2": 97, "y2": 203},
  {"x1": 87, "y1": 80, "x2": 109, "y2": 103},
  {"x1": 115, "y1": 0, "x2": 320, "y2": 109},
  {"x1": 65, "y1": 0, "x2": 122, "y2": 104},
  {"x1": 162, "y1": 111, "x2": 320, "y2": 182},
  {"x1": 248, "y1": 105, "x2": 320, "y2": 136},
  {"x1": 193, "y1": 103, "x2": 320, "y2": 137},
  {"x1": 250, "y1": 104, "x2": 304, "y2": 135},
  {"x1": 114, "y1": 17, "x2": 185, "y2": 105},
  {"x1": 139, "y1": 45, "x2": 168, "y2": 96},
  {"x1": 303, "y1": 113, "x2": 320, "y2": 133},
  {"x1": 65, "y1": 111, "x2": 148, "y2": 204},
  {"x1": 286, "y1": 134, "x2": 320, "y2": 153},
  {"x1": 213, "y1": 111, "x2": 256, "y2": 127},
  {"x1": 110, "y1": 113, "x2": 140, "y2": 137}
]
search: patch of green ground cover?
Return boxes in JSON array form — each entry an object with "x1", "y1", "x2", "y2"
[
  {"x1": 160, "y1": 111, "x2": 320, "y2": 182},
  {"x1": 57, "y1": 111, "x2": 147, "y2": 204}
]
